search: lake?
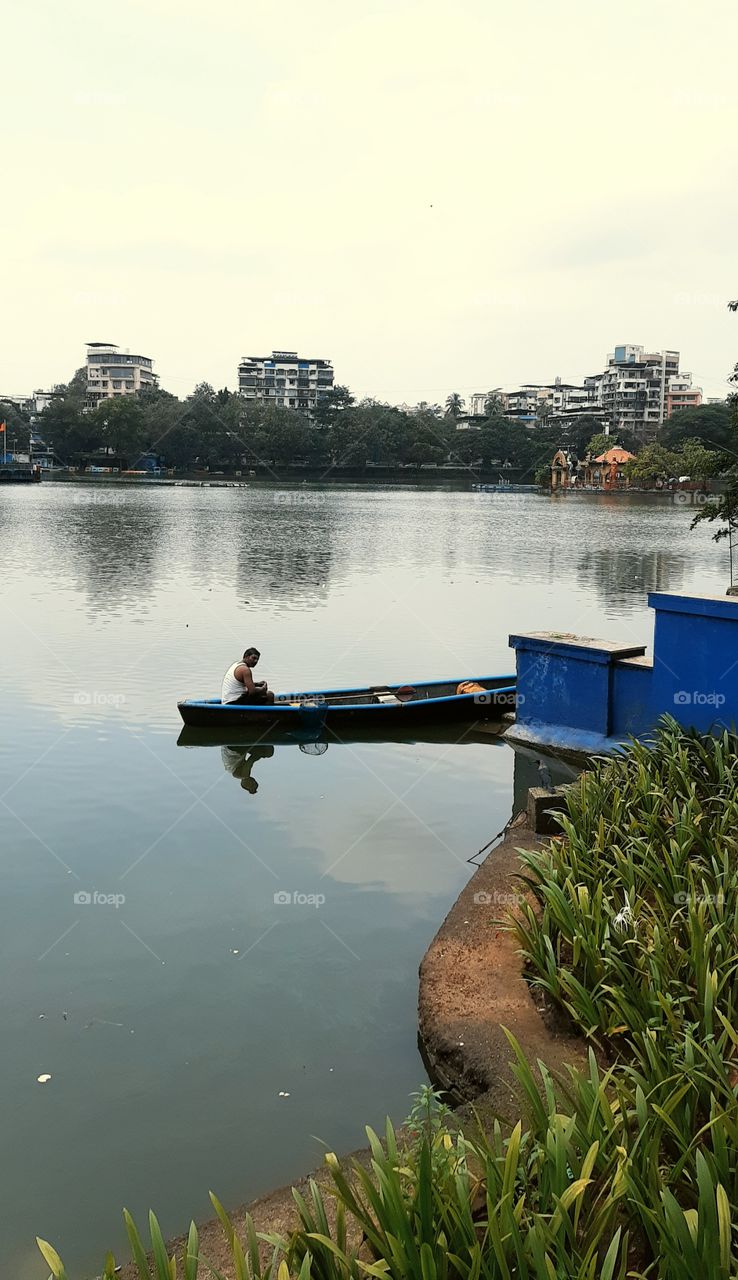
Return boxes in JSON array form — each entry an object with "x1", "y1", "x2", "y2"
[{"x1": 0, "y1": 482, "x2": 726, "y2": 1277}]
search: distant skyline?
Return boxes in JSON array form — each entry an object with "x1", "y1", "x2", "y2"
[{"x1": 3, "y1": 0, "x2": 737, "y2": 405}]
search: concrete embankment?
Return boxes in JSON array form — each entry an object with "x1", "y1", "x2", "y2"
[{"x1": 418, "y1": 807, "x2": 585, "y2": 1114}]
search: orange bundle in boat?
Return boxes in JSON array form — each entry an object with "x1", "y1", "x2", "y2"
[{"x1": 456, "y1": 681, "x2": 486, "y2": 695}]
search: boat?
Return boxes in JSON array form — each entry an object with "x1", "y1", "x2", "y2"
[
  {"x1": 472, "y1": 482, "x2": 541, "y2": 493},
  {"x1": 177, "y1": 673, "x2": 516, "y2": 732}
]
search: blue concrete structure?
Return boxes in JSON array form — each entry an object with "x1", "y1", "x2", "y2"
[{"x1": 507, "y1": 592, "x2": 738, "y2": 757}]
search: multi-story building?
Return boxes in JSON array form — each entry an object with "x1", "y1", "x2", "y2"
[
  {"x1": 665, "y1": 375, "x2": 703, "y2": 417},
  {"x1": 85, "y1": 342, "x2": 157, "y2": 407},
  {"x1": 597, "y1": 345, "x2": 681, "y2": 443},
  {"x1": 237, "y1": 350, "x2": 334, "y2": 413},
  {"x1": 503, "y1": 385, "x2": 552, "y2": 424}
]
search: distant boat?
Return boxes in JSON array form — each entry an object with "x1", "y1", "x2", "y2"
[
  {"x1": 178, "y1": 674, "x2": 516, "y2": 732},
  {"x1": 472, "y1": 482, "x2": 541, "y2": 493}
]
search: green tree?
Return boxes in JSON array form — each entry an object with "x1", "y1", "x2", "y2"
[
  {"x1": 586, "y1": 433, "x2": 613, "y2": 457},
  {"x1": 39, "y1": 369, "x2": 94, "y2": 461},
  {"x1": 659, "y1": 401, "x2": 735, "y2": 453},
  {"x1": 680, "y1": 438, "x2": 720, "y2": 483},
  {"x1": 535, "y1": 399, "x2": 551, "y2": 429},
  {"x1": 311, "y1": 384, "x2": 354, "y2": 428},
  {"x1": 625, "y1": 443, "x2": 681, "y2": 484},
  {"x1": 88, "y1": 395, "x2": 146, "y2": 460},
  {"x1": 444, "y1": 392, "x2": 465, "y2": 419}
]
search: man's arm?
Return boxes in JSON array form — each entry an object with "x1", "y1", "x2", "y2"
[{"x1": 234, "y1": 663, "x2": 260, "y2": 693}]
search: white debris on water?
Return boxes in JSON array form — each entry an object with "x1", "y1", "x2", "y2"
[{"x1": 37, "y1": 1074, "x2": 52, "y2": 1084}]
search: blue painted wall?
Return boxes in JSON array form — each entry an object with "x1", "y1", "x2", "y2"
[{"x1": 509, "y1": 593, "x2": 738, "y2": 755}]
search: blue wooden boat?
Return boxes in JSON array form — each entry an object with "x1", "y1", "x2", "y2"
[{"x1": 177, "y1": 673, "x2": 516, "y2": 732}]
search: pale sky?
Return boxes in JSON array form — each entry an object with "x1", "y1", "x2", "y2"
[{"x1": 3, "y1": 0, "x2": 737, "y2": 403}]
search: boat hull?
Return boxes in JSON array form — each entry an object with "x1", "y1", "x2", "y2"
[{"x1": 177, "y1": 674, "x2": 516, "y2": 733}]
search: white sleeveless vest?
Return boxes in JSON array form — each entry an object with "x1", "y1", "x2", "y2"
[{"x1": 221, "y1": 662, "x2": 245, "y2": 704}]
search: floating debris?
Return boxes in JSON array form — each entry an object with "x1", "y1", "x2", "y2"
[{"x1": 37, "y1": 1074, "x2": 52, "y2": 1084}]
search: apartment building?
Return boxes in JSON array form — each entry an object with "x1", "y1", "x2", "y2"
[
  {"x1": 237, "y1": 350, "x2": 334, "y2": 413},
  {"x1": 665, "y1": 375, "x2": 703, "y2": 417},
  {"x1": 85, "y1": 343, "x2": 157, "y2": 407},
  {"x1": 597, "y1": 345, "x2": 680, "y2": 442}
]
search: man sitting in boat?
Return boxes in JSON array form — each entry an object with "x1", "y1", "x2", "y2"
[{"x1": 221, "y1": 648, "x2": 275, "y2": 705}]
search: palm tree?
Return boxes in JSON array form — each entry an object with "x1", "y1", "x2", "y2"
[
  {"x1": 535, "y1": 399, "x2": 552, "y2": 428},
  {"x1": 484, "y1": 388, "x2": 503, "y2": 416},
  {"x1": 445, "y1": 392, "x2": 465, "y2": 418}
]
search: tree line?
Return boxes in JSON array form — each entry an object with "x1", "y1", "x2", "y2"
[{"x1": 1, "y1": 372, "x2": 735, "y2": 479}]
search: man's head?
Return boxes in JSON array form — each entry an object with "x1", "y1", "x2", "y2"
[{"x1": 242, "y1": 647, "x2": 260, "y2": 668}]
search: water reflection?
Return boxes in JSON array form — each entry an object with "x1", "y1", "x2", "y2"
[
  {"x1": 576, "y1": 547, "x2": 690, "y2": 614},
  {"x1": 221, "y1": 744, "x2": 276, "y2": 794},
  {"x1": 234, "y1": 503, "x2": 335, "y2": 608},
  {"x1": 49, "y1": 490, "x2": 169, "y2": 611}
]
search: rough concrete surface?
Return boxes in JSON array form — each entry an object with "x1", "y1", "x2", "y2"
[{"x1": 418, "y1": 812, "x2": 586, "y2": 1115}]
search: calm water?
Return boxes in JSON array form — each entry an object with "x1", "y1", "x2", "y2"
[{"x1": 0, "y1": 482, "x2": 726, "y2": 1277}]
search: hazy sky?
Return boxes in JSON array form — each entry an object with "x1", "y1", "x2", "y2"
[{"x1": 3, "y1": 0, "x2": 737, "y2": 403}]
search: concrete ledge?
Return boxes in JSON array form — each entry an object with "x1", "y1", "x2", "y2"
[
  {"x1": 503, "y1": 719, "x2": 626, "y2": 763},
  {"x1": 509, "y1": 632, "x2": 646, "y2": 665},
  {"x1": 418, "y1": 811, "x2": 585, "y2": 1110},
  {"x1": 527, "y1": 786, "x2": 571, "y2": 835}
]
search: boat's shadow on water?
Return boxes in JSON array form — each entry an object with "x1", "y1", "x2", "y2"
[{"x1": 177, "y1": 721, "x2": 580, "y2": 814}]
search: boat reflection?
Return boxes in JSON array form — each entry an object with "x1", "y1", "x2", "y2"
[{"x1": 179, "y1": 721, "x2": 578, "y2": 821}]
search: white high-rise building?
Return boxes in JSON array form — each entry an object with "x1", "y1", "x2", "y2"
[
  {"x1": 238, "y1": 350, "x2": 334, "y2": 413},
  {"x1": 85, "y1": 342, "x2": 157, "y2": 407},
  {"x1": 598, "y1": 345, "x2": 681, "y2": 443}
]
